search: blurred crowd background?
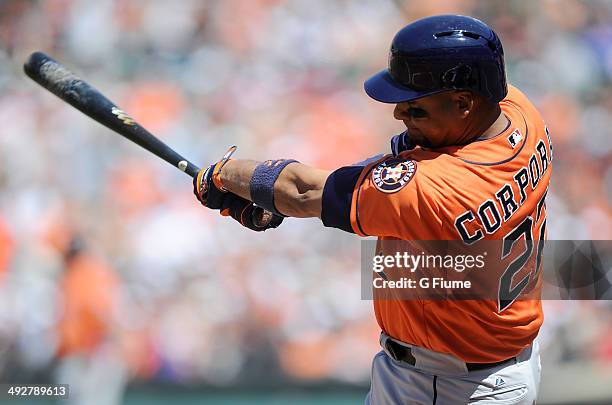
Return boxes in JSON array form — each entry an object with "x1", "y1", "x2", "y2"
[{"x1": 0, "y1": 0, "x2": 610, "y2": 403}]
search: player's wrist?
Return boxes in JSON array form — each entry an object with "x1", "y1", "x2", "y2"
[
  {"x1": 218, "y1": 158, "x2": 237, "y2": 192},
  {"x1": 212, "y1": 146, "x2": 237, "y2": 192},
  {"x1": 249, "y1": 159, "x2": 299, "y2": 217}
]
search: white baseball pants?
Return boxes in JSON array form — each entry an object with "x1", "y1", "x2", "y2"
[{"x1": 365, "y1": 333, "x2": 541, "y2": 405}]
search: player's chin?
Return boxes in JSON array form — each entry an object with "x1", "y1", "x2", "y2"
[
  {"x1": 406, "y1": 129, "x2": 429, "y2": 147},
  {"x1": 412, "y1": 135, "x2": 433, "y2": 148}
]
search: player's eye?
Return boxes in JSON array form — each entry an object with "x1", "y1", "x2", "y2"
[{"x1": 408, "y1": 107, "x2": 428, "y2": 119}]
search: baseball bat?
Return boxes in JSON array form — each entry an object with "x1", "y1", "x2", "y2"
[
  {"x1": 23, "y1": 51, "x2": 201, "y2": 177},
  {"x1": 23, "y1": 51, "x2": 279, "y2": 227}
]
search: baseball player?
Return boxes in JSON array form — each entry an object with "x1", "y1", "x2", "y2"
[{"x1": 193, "y1": 15, "x2": 551, "y2": 405}]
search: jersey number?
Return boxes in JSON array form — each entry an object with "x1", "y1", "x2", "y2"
[{"x1": 497, "y1": 192, "x2": 546, "y2": 312}]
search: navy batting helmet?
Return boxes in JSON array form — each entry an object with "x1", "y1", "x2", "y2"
[{"x1": 364, "y1": 15, "x2": 507, "y2": 104}]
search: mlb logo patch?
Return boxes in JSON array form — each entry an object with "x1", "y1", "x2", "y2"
[
  {"x1": 507, "y1": 129, "x2": 523, "y2": 148},
  {"x1": 371, "y1": 158, "x2": 417, "y2": 193}
]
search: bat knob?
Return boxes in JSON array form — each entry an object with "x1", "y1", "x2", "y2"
[
  {"x1": 252, "y1": 206, "x2": 273, "y2": 228},
  {"x1": 251, "y1": 206, "x2": 284, "y2": 230}
]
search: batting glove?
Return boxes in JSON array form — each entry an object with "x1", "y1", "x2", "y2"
[
  {"x1": 220, "y1": 196, "x2": 284, "y2": 231},
  {"x1": 193, "y1": 146, "x2": 284, "y2": 231},
  {"x1": 193, "y1": 163, "x2": 227, "y2": 209}
]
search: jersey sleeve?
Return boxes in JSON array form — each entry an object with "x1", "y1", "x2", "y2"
[
  {"x1": 322, "y1": 154, "x2": 443, "y2": 239},
  {"x1": 320, "y1": 154, "x2": 384, "y2": 234}
]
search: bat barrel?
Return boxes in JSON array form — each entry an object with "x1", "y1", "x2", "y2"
[
  {"x1": 23, "y1": 52, "x2": 51, "y2": 81},
  {"x1": 24, "y1": 52, "x2": 86, "y2": 107},
  {"x1": 24, "y1": 51, "x2": 200, "y2": 178},
  {"x1": 24, "y1": 51, "x2": 280, "y2": 226}
]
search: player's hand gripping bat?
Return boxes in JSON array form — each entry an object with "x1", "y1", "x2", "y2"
[{"x1": 23, "y1": 51, "x2": 278, "y2": 227}]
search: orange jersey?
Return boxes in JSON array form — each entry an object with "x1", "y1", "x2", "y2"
[
  {"x1": 322, "y1": 85, "x2": 552, "y2": 362},
  {"x1": 57, "y1": 252, "x2": 119, "y2": 357}
]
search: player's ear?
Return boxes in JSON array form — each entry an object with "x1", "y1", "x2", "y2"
[{"x1": 452, "y1": 91, "x2": 474, "y2": 119}]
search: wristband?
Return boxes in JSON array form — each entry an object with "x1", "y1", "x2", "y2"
[{"x1": 249, "y1": 159, "x2": 298, "y2": 216}]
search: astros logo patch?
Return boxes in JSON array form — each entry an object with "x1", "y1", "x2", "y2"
[{"x1": 371, "y1": 159, "x2": 417, "y2": 193}]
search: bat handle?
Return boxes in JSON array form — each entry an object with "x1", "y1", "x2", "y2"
[
  {"x1": 185, "y1": 150, "x2": 280, "y2": 227},
  {"x1": 187, "y1": 161, "x2": 280, "y2": 227},
  {"x1": 180, "y1": 145, "x2": 235, "y2": 178},
  {"x1": 179, "y1": 160, "x2": 200, "y2": 178},
  {"x1": 252, "y1": 206, "x2": 278, "y2": 228}
]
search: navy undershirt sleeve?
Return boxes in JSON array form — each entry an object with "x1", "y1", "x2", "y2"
[{"x1": 321, "y1": 166, "x2": 364, "y2": 233}]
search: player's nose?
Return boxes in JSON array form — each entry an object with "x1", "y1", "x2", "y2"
[{"x1": 393, "y1": 102, "x2": 410, "y2": 121}]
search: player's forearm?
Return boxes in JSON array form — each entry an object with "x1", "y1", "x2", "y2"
[
  {"x1": 274, "y1": 163, "x2": 331, "y2": 218},
  {"x1": 220, "y1": 159, "x2": 331, "y2": 218}
]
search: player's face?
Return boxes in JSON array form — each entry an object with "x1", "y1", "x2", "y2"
[{"x1": 393, "y1": 91, "x2": 473, "y2": 148}]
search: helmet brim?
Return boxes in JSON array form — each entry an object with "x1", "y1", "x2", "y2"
[{"x1": 364, "y1": 70, "x2": 438, "y2": 103}]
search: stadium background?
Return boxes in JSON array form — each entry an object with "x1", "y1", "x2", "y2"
[{"x1": 0, "y1": 0, "x2": 611, "y2": 403}]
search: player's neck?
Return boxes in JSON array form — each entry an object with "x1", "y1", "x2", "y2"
[{"x1": 476, "y1": 106, "x2": 509, "y2": 141}]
